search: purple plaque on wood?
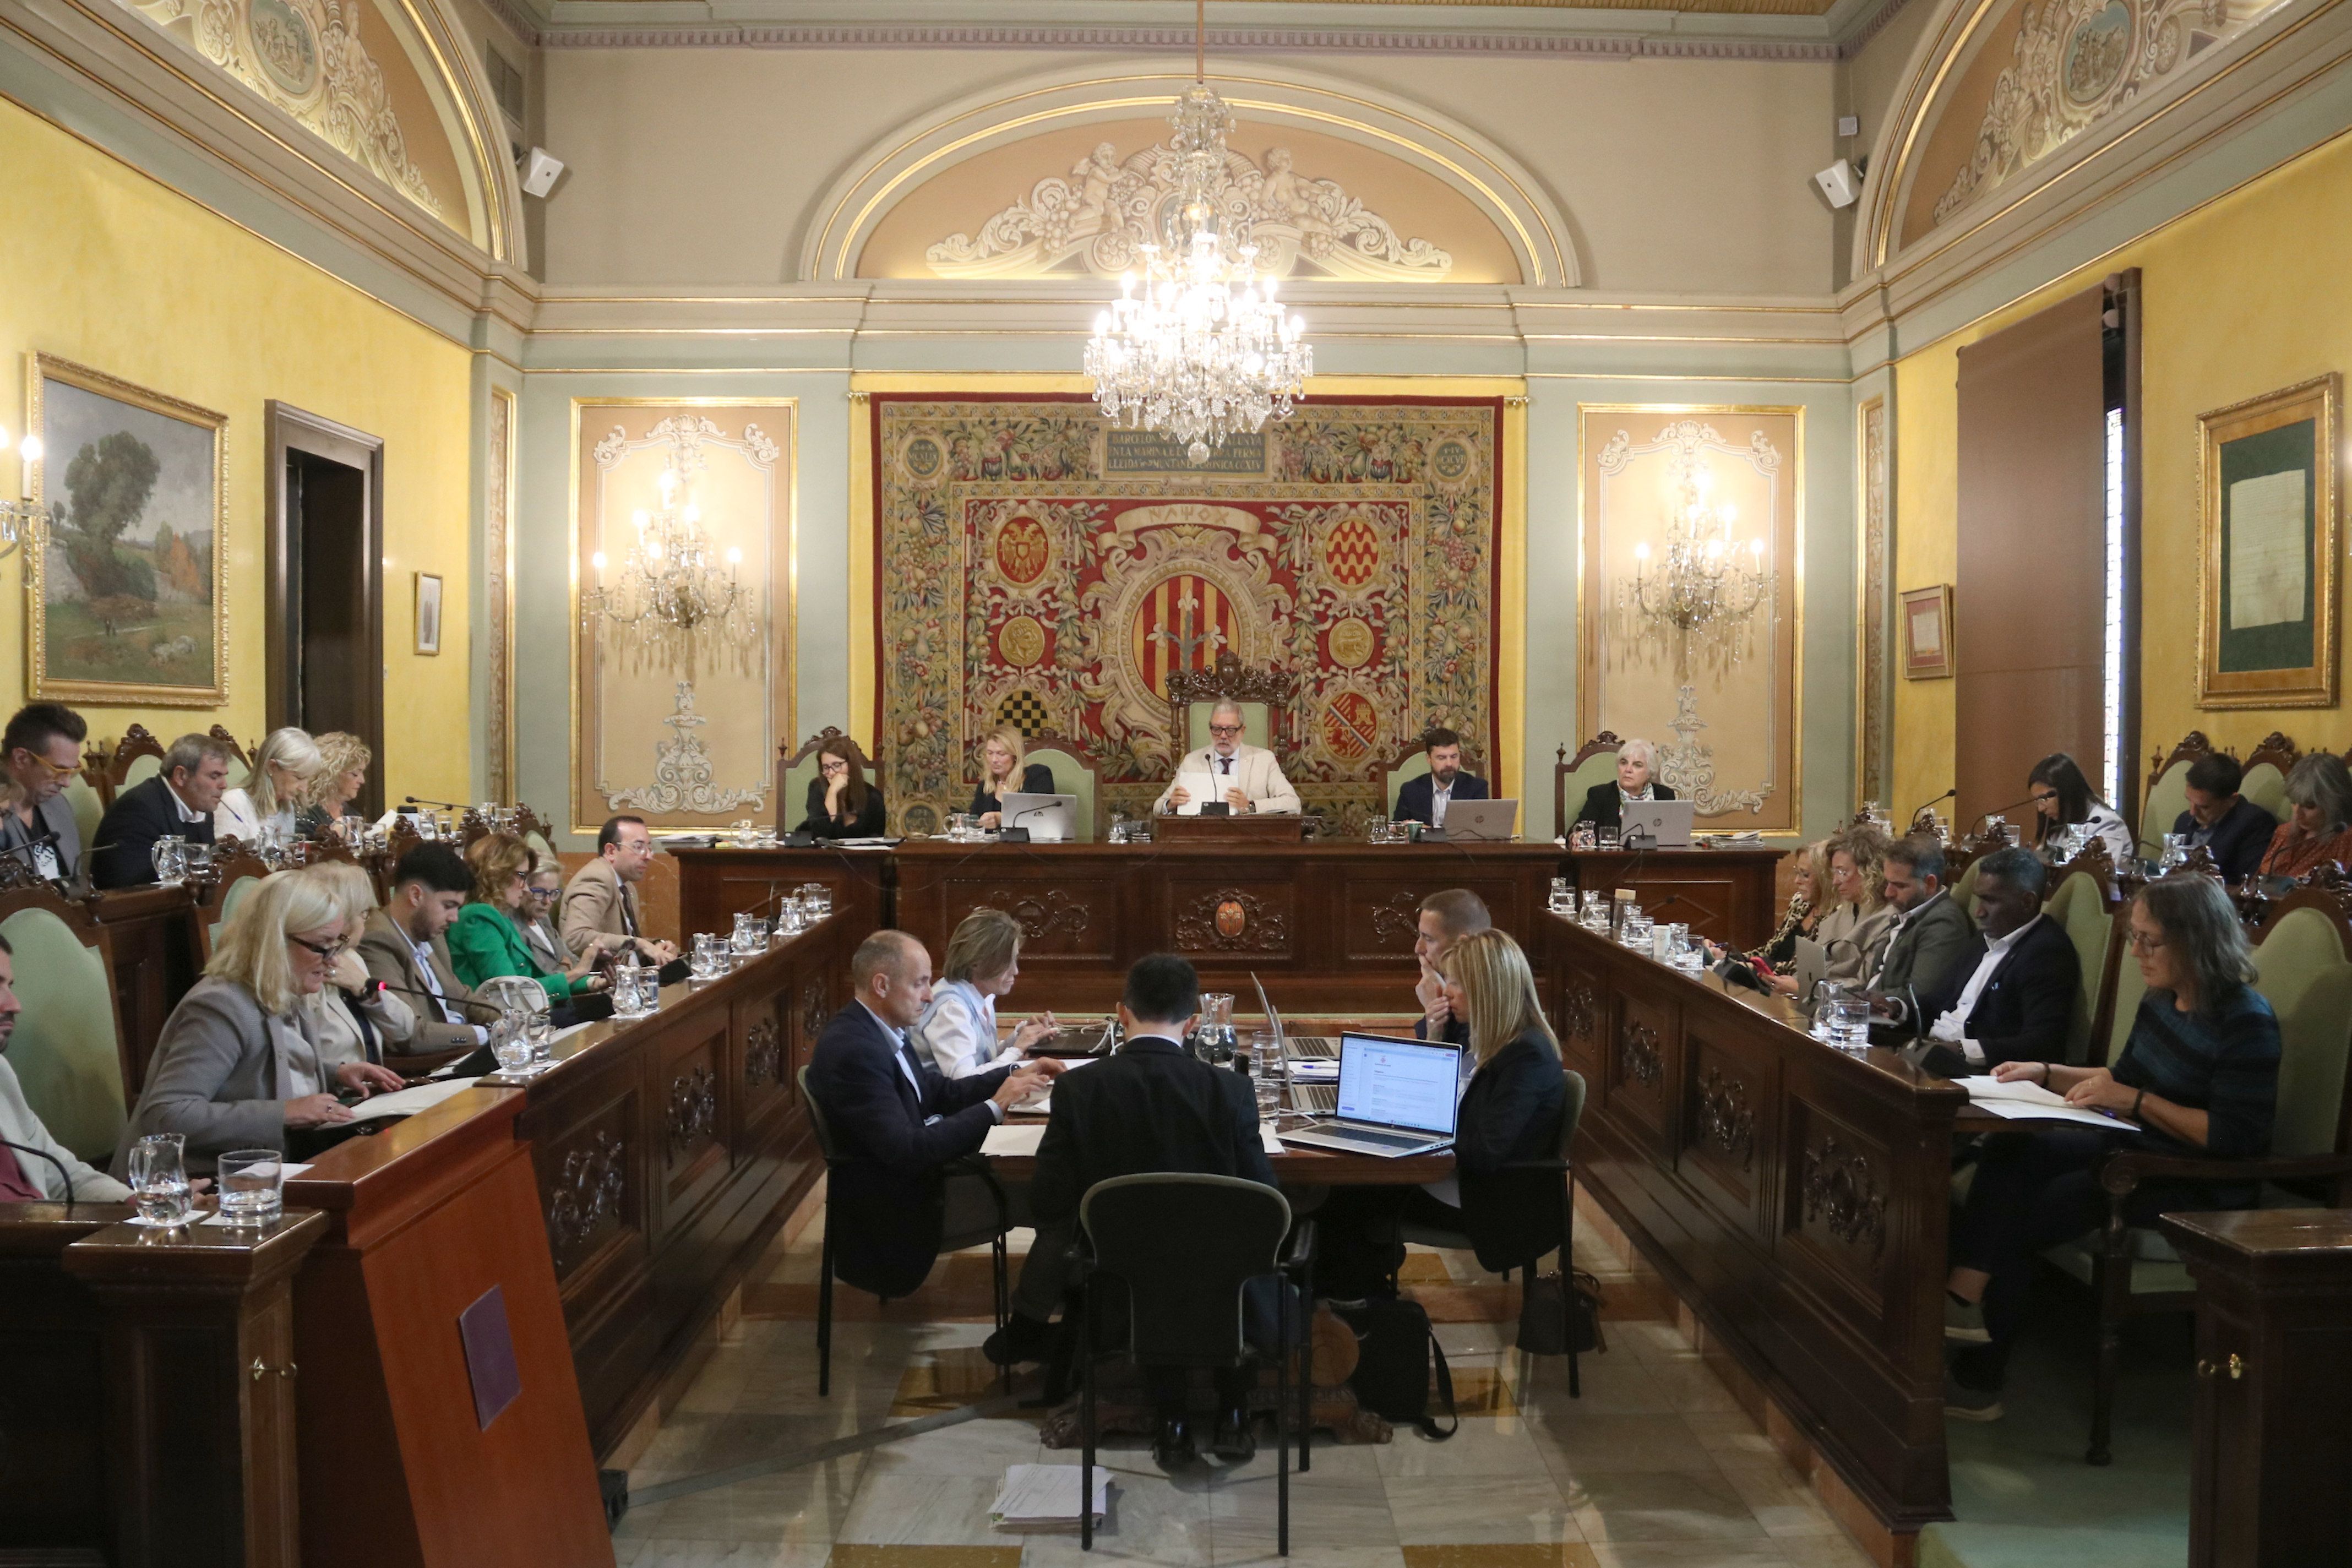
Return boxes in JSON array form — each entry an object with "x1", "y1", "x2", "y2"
[{"x1": 458, "y1": 1285, "x2": 521, "y2": 1430}]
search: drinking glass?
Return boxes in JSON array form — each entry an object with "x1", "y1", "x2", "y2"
[
  {"x1": 1550, "y1": 877, "x2": 1571, "y2": 914},
  {"x1": 1597, "y1": 825, "x2": 1621, "y2": 851},
  {"x1": 526, "y1": 1002, "x2": 556, "y2": 1061},
  {"x1": 1109, "y1": 813, "x2": 1130, "y2": 845},
  {"x1": 127, "y1": 1134, "x2": 191, "y2": 1227},
  {"x1": 1833, "y1": 997, "x2": 1874, "y2": 1052},
  {"x1": 216, "y1": 1149, "x2": 284, "y2": 1226}
]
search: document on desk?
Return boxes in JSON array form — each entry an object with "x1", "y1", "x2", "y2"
[
  {"x1": 345, "y1": 1076, "x2": 485, "y2": 1122},
  {"x1": 1956, "y1": 1075, "x2": 2141, "y2": 1131},
  {"x1": 982, "y1": 1123, "x2": 1048, "y2": 1157},
  {"x1": 1170, "y1": 770, "x2": 1217, "y2": 814}
]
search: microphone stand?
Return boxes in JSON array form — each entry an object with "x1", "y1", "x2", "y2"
[{"x1": 1, "y1": 1137, "x2": 77, "y2": 1215}]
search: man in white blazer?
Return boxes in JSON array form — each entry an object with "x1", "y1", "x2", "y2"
[{"x1": 1155, "y1": 701, "x2": 1302, "y2": 815}]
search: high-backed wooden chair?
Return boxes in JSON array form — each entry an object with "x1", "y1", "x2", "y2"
[
  {"x1": 102, "y1": 722, "x2": 170, "y2": 803},
  {"x1": 2137, "y1": 731, "x2": 2221, "y2": 859},
  {"x1": 0, "y1": 886, "x2": 129, "y2": 1163},
  {"x1": 1376, "y1": 728, "x2": 1485, "y2": 822},
  {"x1": 775, "y1": 728, "x2": 883, "y2": 835},
  {"x1": 209, "y1": 725, "x2": 254, "y2": 772},
  {"x1": 2040, "y1": 861, "x2": 2124, "y2": 1066},
  {"x1": 1166, "y1": 651, "x2": 1295, "y2": 758},
  {"x1": 194, "y1": 853, "x2": 273, "y2": 965},
  {"x1": 2240, "y1": 731, "x2": 2302, "y2": 826},
  {"x1": 1553, "y1": 732, "x2": 1627, "y2": 840},
  {"x1": 1008, "y1": 731, "x2": 1101, "y2": 841}
]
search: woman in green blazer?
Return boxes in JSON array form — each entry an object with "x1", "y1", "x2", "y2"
[{"x1": 449, "y1": 833, "x2": 613, "y2": 999}]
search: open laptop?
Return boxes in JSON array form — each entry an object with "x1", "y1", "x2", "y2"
[
  {"x1": 1621, "y1": 798, "x2": 1696, "y2": 848},
  {"x1": 1442, "y1": 798, "x2": 1520, "y2": 841},
  {"x1": 1278, "y1": 1032, "x2": 1462, "y2": 1157},
  {"x1": 1250, "y1": 972, "x2": 1340, "y2": 1061},
  {"x1": 999, "y1": 792, "x2": 1078, "y2": 843}
]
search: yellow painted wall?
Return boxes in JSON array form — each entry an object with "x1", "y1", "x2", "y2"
[
  {"x1": 0, "y1": 97, "x2": 475, "y2": 805},
  {"x1": 1893, "y1": 128, "x2": 2352, "y2": 819}
]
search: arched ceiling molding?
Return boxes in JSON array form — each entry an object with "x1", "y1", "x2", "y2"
[
  {"x1": 801, "y1": 60, "x2": 1578, "y2": 289},
  {"x1": 1854, "y1": 0, "x2": 2315, "y2": 281}
]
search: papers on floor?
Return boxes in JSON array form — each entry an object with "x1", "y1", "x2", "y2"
[
  {"x1": 982, "y1": 1123, "x2": 1048, "y2": 1157},
  {"x1": 991, "y1": 1463, "x2": 1109, "y2": 1531},
  {"x1": 1956, "y1": 1075, "x2": 2140, "y2": 1131},
  {"x1": 345, "y1": 1076, "x2": 484, "y2": 1123}
]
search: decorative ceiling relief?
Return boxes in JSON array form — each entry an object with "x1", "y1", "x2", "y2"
[
  {"x1": 925, "y1": 137, "x2": 1455, "y2": 282},
  {"x1": 125, "y1": 0, "x2": 459, "y2": 225},
  {"x1": 1930, "y1": 0, "x2": 2284, "y2": 229}
]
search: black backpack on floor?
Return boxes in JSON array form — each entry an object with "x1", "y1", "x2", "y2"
[{"x1": 1335, "y1": 1297, "x2": 1457, "y2": 1440}]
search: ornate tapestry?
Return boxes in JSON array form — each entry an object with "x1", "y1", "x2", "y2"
[{"x1": 872, "y1": 394, "x2": 1504, "y2": 836}]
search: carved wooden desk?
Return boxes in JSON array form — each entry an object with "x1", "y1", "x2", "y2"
[
  {"x1": 1542, "y1": 912, "x2": 1965, "y2": 1546},
  {"x1": 1560, "y1": 846, "x2": 1784, "y2": 949},
  {"x1": 673, "y1": 845, "x2": 892, "y2": 945}
]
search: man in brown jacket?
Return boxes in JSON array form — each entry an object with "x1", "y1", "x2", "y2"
[
  {"x1": 356, "y1": 842, "x2": 491, "y2": 1053},
  {"x1": 561, "y1": 815, "x2": 678, "y2": 963}
]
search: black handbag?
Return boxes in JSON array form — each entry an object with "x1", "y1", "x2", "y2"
[
  {"x1": 1337, "y1": 1297, "x2": 1457, "y2": 1440},
  {"x1": 1517, "y1": 1268, "x2": 1606, "y2": 1356}
]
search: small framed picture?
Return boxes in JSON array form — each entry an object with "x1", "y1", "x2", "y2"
[
  {"x1": 415, "y1": 572, "x2": 444, "y2": 655},
  {"x1": 1901, "y1": 584, "x2": 1954, "y2": 679}
]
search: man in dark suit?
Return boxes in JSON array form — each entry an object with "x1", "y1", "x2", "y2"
[
  {"x1": 986, "y1": 952, "x2": 1277, "y2": 1463},
  {"x1": 89, "y1": 733, "x2": 232, "y2": 890},
  {"x1": 1899, "y1": 848, "x2": 2081, "y2": 1075},
  {"x1": 806, "y1": 930, "x2": 1057, "y2": 1301},
  {"x1": 1, "y1": 703, "x2": 88, "y2": 888},
  {"x1": 1575, "y1": 738, "x2": 1677, "y2": 832},
  {"x1": 1869, "y1": 835, "x2": 1979, "y2": 1033},
  {"x1": 1413, "y1": 888, "x2": 1490, "y2": 1048},
  {"x1": 2172, "y1": 753, "x2": 2277, "y2": 884},
  {"x1": 1392, "y1": 727, "x2": 1489, "y2": 828}
]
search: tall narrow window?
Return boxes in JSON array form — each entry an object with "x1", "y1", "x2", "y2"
[{"x1": 2103, "y1": 406, "x2": 2126, "y2": 807}]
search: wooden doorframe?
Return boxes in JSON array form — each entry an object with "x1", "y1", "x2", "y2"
[{"x1": 264, "y1": 402, "x2": 385, "y2": 818}]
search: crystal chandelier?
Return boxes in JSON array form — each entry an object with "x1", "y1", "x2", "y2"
[
  {"x1": 1618, "y1": 450, "x2": 1771, "y2": 684},
  {"x1": 584, "y1": 450, "x2": 753, "y2": 682},
  {"x1": 1082, "y1": 3, "x2": 1311, "y2": 465}
]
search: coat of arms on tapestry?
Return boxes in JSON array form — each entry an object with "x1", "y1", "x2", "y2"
[{"x1": 872, "y1": 394, "x2": 1503, "y2": 835}]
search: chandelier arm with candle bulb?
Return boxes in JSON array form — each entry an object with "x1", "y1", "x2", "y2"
[
  {"x1": 0, "y1": 428, "x2": 50, "y2": 564},
  {"x1": 581, "y1": 423, "x2": 756, "y2": 684}
]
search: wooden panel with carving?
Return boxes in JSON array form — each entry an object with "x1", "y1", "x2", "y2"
[
  {"x1": 1167, "y1": 879, "x2": 1298, "y2": 958},
  {"x1": 1335, "y1": 874, "x2": 1534, "y2": 963},
  {"x1": 1779, "y1": 1095, "x2": 1895, "y2": 1320},
  {"x1": 1606, "y1": 979, "x2": 1676, "y2": 1155},
  {"x1": 1556, "y1": 975, "x2": 1603, "y2": 1083},
  {"x1": 1680, "y1": 1026, "x2": 1773, "y2": 1237},
  {"x1": 957, "y1": 880, "x2": 1119, "y2": 961},
  {"x1": 654, "y1": 1022, "x2": 728, "y2": 1223},
  {"x1": 672, "y1": 846, "x2": 890, "y2": 947}
]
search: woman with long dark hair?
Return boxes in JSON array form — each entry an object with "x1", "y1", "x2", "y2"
[
  {"x1": 798, "y1": 743, "x2": 888, "y2": 837},
  {"x1": 2026, "y1": 753, "x2": 2135, "y2": 863}
]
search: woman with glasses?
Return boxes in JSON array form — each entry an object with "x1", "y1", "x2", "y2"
[
  {"x1": 2026, "y1": 753, "x2": 2136, "y2": 863},
  {"x1": 797, "y1": 743, "x2": 887, "y2": 838},
  {"x1": 2257, "y1": 753, "x2": 2352, "y2": 879},
  {"x1": 1940, "y1": 873, "x2": 2280, "y2": 1422},
  {"x1": 519, "y1": 862, "x2": 575, "y2": 973},
  {"x1": 304, "y1": 862, "x2": 416, "y2": 1071},
  {"x1": 447, "y1": 834, "x2": 615, "y2": 999},
  {"x1": 116, "y1": 867, "x2": 405, "y2": 1174}
]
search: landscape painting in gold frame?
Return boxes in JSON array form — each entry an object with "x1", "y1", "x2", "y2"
[
  {"x1": 1900, "y1": 585, "x2": 1954, "y2": 679},
  {"x1": 2198, "y1": 374, "x2": 2339, "y2": 709}
]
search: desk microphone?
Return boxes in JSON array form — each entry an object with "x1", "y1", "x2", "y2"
[
  {"x1": 402, "y1": 796, "x2": 469, "y2": 812},
  {"x1": 1907, "y1": 788, "x2": 1957, "y2": 830},
  {"x1": 1967, "y1": 796, "x2": 2038, "y2": 836},
  {"x1": 2, "y1": 1136, "x2": 78, "y2": 1215},
  {"x1": 367, "y1": 978, "x2": 506, "y2": 1022},
  {"x1": 997, "y1": 801, "x2": 1056, "y2": 845}
]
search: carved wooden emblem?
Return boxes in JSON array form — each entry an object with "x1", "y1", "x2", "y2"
[
  {"x1": 1369, "y1": 889, "x2": 1423, "y2": 946},
  {"x1": 1560, "y1": 983, "x2": 1599, "y2": 1043},
  {"x1": 668, "y1": 1065, "x2": 718, "y2": 1162},
  {"x1": 800, "y1": 979, "x2": 829, "y2": 1043},
  {"x1": 1618, "y1": 1020, "x2": 1664, "y2": 1090},
  {"x1": 1175, "y1": 887, "x2": 1291, "y2": 951},
  {"x1": 976, "y1": 889, "x2": 1090, "y2": 941},
  {"x1": 745, "y1": 1016, "x2": 782, "y2": 1089},
  {"x1": 1801, "y1": 1134, "x2": 1886, "y2": 1255},
  {"x1": 1696, "y1": 1066, "x2": 1755, "y2": 1170},
  {"x1": 547, "y1": 1131, "x2": 627, "y2": 1268}
]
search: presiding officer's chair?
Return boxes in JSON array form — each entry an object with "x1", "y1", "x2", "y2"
[
  {"x1": 795, "y1": 1064, "x2": 1010, "y2": 1396},
  {"x1": 1395, "y1": 1068, "x2": 1589, "y2": 1396},
  {"x1": 776, "y1": 728, "x2": 884, "y2": 834},
  {"x1": 1015, "y1": 731, "x2": 1100, "y2": 842},
  {"x1": 1553, "y1": 733, "x2": 1629, "y2": 839},
  {"x1": 1074, "y1": 1173, "x2": 1315, "y2": 1554},
  {"x1": 0, "y1": 894, "x2": 128, "y2": 1165}
]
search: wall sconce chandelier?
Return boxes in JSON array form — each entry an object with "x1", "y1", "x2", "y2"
[
  {"x1": 1081, "y1": 0, "x2": 1311, "y2": 465},
  {"x1": 582, "y1": 450, "x2": 753, "y2": 682},
  {"x1": 1617, "y1": 450, "x2": 1771, "y2": 683},
  {"x1": 0, "y1": 426, "x2": 49, "y2": 564}
]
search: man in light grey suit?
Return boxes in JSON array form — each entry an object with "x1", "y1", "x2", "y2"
[
  {"x1": 1154, "y1": 701, "x2": 1302, "y2": 816},
  {"x1": 0, "y1": 703, "x2": 87, "y2": 888}
]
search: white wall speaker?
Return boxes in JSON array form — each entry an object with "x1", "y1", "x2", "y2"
[
  {"x1": 1814, "y1": 159, "x2": 1860, "y2": 209},
  {"x1": 519, "y1": 147, "x2": 565, "y2": 198}
]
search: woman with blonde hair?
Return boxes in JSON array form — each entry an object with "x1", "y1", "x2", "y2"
[
  {"x1": 912, "y1": 908, "x2": 1059, "y2": 1077},
  {"x1": 447, "y1": 832, "x2": 612, "y2": 999},
  {"x1": 968, "y1": 726, "x2": 1057, "y2": 830},
  {"x1": 215, "y1": 727, "x2": 326, "y2": 847},
  {"x1": 1810, "y1": 822, "x2": 1897, "y2": 1002},
  {"x1": 1321, "y1": 929, "x2": 1575, "y2": 1294},
  {"x1": 296, "y1": 732, "x2": 373, "y2": 838},
  {"x1": 1708, "y1": 839, "x2": 1831, "y2": 990},
  {"x1": 116, "y1": 866, "x2": 404, "y2": 1174},
  {"x1": 302, "y1": 861, "x2": 417, "y2": 1070}
]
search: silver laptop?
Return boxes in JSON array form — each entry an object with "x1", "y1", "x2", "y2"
[
  {"x1": 1441, "y1": 798, "x2": 1519, "y2": 841},
  {"x1": 1250, "y1": 972, "x2": 1338, "y2": 1061},
  {"x1": 1621, "y1": 798, "x2": 1696, "y2": 848},
  {"x1": 1000, "y1": 792, "x2": 1077, "y2": 843},
  {"x1": 1279, "y1": 1032, "x2": 1462, "y2": 1158}
]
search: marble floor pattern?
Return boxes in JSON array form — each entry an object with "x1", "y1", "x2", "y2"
[{"x1": 615, "y1": 1223, "x2": 1880, "y2": 1568}]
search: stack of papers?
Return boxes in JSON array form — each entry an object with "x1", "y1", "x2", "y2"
[
  {"x1": 990, "y1": 1464, "x2": 1109, "y2": 1531},
  {"x1": 982, "y1": 1123, "x2": 1048, "y2": 1157},
  {"x1": 1957, "y1": 1075, "x2": 2141, "y2": 1132},
  {"x1": 1170, "y1": 770, "x2": 1217, "y2": 814},
  {"x1": 1287, "y1": 1059, "x2": 1340, "y2": 1082},
  {"x1": 346, "y1": 1077, "x2": 484, "y2": 1123}
]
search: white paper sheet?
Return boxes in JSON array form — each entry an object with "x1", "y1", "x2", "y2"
[
  {"x1": 344, "y1": 1076, "x2": 484, "y2": 1123},
  {"x1": 2229, "y1": 469, "x2": 2308, "y2": 629},
  {"x1": 991, "y1": 1463, "x2": 1109, "y2": 1529},
  {"x1": 1973, "y1": 1100, "x2": 2141, "y2": 1131},
  {"x1": 1261, "y1": 1126, "x2": 1286, "y2": 1155},
  {"x1": 981, "y1": 1123, "x2": 1047, "y2": 1157},
  {"x1": 1171, "y1": 770, "x2": 1217, "y2": 815},
  {"x1": 1954, "y1": 1074, "x2": 2070, "y2": 1108}
]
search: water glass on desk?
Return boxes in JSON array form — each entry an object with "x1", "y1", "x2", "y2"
[
  {"x1": 217, "y1": 1149, "x2": 284, "y2": 1226},
  {"x1": 1811, "y1": 982, "x2": 1847, "y2": 1043},
  {"x1": 1831, "y1": 996, "x2": 1873, "y2": 1052},
  {"x1": 1248, "y1": 1030, "x2": 1284, "y2": 1123},
  {"x1": 127, "y1": 1134, "x2": 191, "y2": 1227},
  {"x1": 1549, "y1": 876, "x2": 1572, "y2": 914}
]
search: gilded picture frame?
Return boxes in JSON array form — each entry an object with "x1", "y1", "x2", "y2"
[
  {"x1": 25, "y1": 353, "x2": 229, "y2": 706},
  {"x1": 1900, "y1": 585, "x2": 1955, "y2": 679},
  {"x1": 2198, "y1": 374, "x2": 2340, "y2": 709}
]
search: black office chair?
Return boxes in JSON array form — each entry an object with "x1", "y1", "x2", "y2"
[
  {"x1": 797, "y1": 1064, "x2": 1012, "y2": 1397},
  {"x1": 1395, "y1": 1069, "x2": 1589, "y2": 1396},
  {"x1": 1074, "y1": 1174, "x2": 1316, "y2": 1554}
]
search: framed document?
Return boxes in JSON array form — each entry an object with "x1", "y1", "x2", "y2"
[
  {"x1": 2198, "y1": 374, "x2": 2339, "y2": 708},
  {"x1": 415, "y1": 572, "x2": 444, "y2": 655},
  {"x1": 1899, "y1": 584, "x2": 1954, "y2": 679}
]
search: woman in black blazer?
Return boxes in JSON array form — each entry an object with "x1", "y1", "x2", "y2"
[
  {"x1": 797, "y1": 743, "x2": 888, "y2": 837},
  {"x1": 1319, "y1": 929, "x2": 1573, "y2": 1292},
  {"x1": 1575, "y1": 737, "x2": 1676, "y2": 832},
  {"x1": 967, "y1": 726, "x2": 1056, "y2": 828}
]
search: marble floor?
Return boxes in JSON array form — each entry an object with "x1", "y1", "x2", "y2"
[{"x1": 614, "y1": 1215, "x2": 1880, "y2": 1568}]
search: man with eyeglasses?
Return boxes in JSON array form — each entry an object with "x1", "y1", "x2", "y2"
[
  {"x1": 1153, "y1": 701, "x2": 1301, "y2": 816},
  {"x1": 0, "y1": 703, "x2": 89, "y2": 888}
]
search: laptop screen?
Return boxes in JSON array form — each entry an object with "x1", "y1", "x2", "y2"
[{"x1": 1335, "y1": 1033, "x2": 1462, "y2": 1137}]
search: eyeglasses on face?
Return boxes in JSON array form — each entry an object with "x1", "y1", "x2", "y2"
[
  {"x1": 1207, "y1": 723, "x2": 1243, "y2": 737},
  {"x1": 13, "y1": 750, "x2": 79, "y2": 781},
  {"x1": 288, "y1": 934, "x2": 347, "y2": 960},
  {"x1": 2125, "y1": 928, "x2": 2167, "y2": 955}
]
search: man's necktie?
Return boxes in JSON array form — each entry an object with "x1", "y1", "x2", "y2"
[{"x1": 1219, "y1": 756, "x2": 1232, "y2": 776}]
